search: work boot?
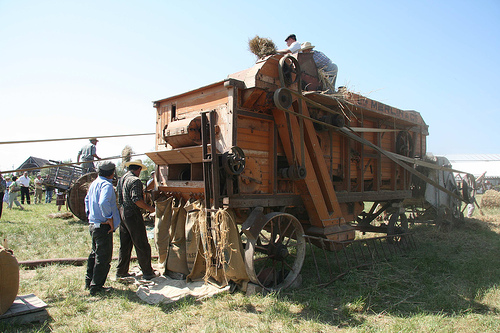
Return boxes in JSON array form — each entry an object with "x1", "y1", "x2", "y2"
[
  {"x1": 90, "y1": 286, "x2": 113, "y2": 296},
  {"x1": 116, "y1": 272, "x2": 135, "y2": 279},
  {"x1": 142, "y1": 271, "x2": 160, "y2": 280}
]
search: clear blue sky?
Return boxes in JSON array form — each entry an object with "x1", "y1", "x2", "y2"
[{"x1": 1, "y1": 0, "x2": 499, "y2": 172}]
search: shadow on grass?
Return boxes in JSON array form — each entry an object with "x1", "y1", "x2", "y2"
[
  {"x1": 67, "y1": 218, "x2": 88, "y2": 226},
  {"x1": 279, "y1": 217, "x2": 500, "y2": 327}
]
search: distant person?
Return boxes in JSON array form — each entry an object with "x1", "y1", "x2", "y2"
[
  {"x1": 0, "y1": 172, "x2": 6, "y2": 219},
  {"x1": 85, "y1": 161, "x2": 121, "y2": 295},
  {"x1": 116, "y1": 159, "x2": 157, "y2": 280},
  {"x1": 45, "y1": 182, "x2": 54, "y2": 203},
  {"x1": 277, "y1": 34, "x2": 301, "y2": 54},
  {"x1": 8, "y1": 176, "x2": 24, "y2": 210},
  {"x1": 56, "y1": 189, "x2": 67, "y2": 211},
  {"x1": 146, "y1": 171, "x2": 155, "y2": 190},
  {"x1": 467, "y1": 203, "x2": 475, "y2": 218},
  {"x1": 34, "y1": 174, "x2": 44, "y2": 204},
  {"x1": 77, "y1": 138, "x2": 100, "y2": 173},
  {"x1": 301, "y1": 42, "x2": 338, "y2": 93},
  {"x1": 18, "y1": 171, "x2": 31, "y2": 205},
  {"x1": 3, "y1": 175, "x2": 12, "y2": 204}
]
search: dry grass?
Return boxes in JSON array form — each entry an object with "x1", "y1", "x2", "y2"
[
  {"x1": 481, "y1": 190, "x2": 500, "y2": 208},
  {"x1": 2, "y1": 203, "x2": 500, "y2": 332}
]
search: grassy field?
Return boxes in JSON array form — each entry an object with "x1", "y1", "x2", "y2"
[{"x1": 1, "y1": 200, "x2": 500, "y2": 332}]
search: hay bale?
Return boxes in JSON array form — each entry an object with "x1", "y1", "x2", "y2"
[
  {"x1": 248, "y1": 35, "x2": 277, "y2": 59},
  {"x1": 480, "y1": 190, "x2": 500, "y2": 208}
]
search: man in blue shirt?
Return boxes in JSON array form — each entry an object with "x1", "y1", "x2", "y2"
[{"x1": 84, "y1": 161, "x2": 120, "y2": 295}]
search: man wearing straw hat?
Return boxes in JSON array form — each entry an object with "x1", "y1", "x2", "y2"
[
  {"x1": 116, "y1": 159, "x2": 158, "y2": 280},
  {"x1": 77, "y1": 138, "x2": 100, "y2": 173},
  {"x1": 301, "y1": 41, "x2": 338, "y2": 93}
]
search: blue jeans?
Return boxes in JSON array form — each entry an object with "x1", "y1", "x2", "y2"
[{"x1": 45, "y1": 189, "x2": 53, "y2": 203}]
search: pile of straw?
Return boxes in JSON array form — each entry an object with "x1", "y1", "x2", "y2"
[
  {"x1": 48, "y1": 212, "x2": 74, "y2": 219},
  {"x1": 248, "y1": 35, "x2": 277, "y2": 59},
  {"x1": 122, "y1": 145, "x2": 133, "y2": 164},
  {"x1": 481, "y1": 190, "x2": 500, "y2": 208},
  {"x1": 199, "y1": 209, "x2": 233, "y2": 284},
  {"x1": 317, "y1": 68, "x2": 335, "y2": 94}
]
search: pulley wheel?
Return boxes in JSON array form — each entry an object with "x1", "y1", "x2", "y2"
[
  {"x1": 273, "y1": 88, "x2": 293, "y2": 110},
  {"x1": 222, "y1": 146, "x2": 246, "y2": 175},
  {"x1": 396, "y1": 131, "x2": 414, "y2": 157},
  {"x1": 279, "y1": 55, "x2": 301, "y2": 87}
]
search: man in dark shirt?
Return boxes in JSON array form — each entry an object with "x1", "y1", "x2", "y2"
[{"x1": 116, "y1": 159, "x2": 157, "y2": 280}]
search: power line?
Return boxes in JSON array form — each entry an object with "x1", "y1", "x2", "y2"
[{"x1": 0, "y1": 133, "x2": 155, "y2": 145}]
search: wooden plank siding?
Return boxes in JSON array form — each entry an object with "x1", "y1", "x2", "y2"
[{"x1": 236, "y1": 115, "x2": 273, "y2": 194}]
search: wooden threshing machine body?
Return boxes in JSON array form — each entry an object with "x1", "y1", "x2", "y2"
[{"x1": 146, "y1": 54, "x2": 428, "y2": 289}]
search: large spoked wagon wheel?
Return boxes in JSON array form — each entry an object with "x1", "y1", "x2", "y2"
[
  {"x1": 387, "y1": 212, "x2": 408, "y2": 244},
  {"x1": 244, "y1": 212, "x2": 306, "y2": 291},
  {"x1": 67, "y1": 172, "x2": 98, "y2": 222}
]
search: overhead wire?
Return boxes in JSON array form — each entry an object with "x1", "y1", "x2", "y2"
[
  {"x1": 0, "y1": 132, "x2": 156, "y2": 174},
  {"x1": 0, "y1": 132, "x2": 155, "y2": 145}
]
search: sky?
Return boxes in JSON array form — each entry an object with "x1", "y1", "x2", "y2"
[{"x1": 1, "y1": 0, "x2": 499, "y2": 173}]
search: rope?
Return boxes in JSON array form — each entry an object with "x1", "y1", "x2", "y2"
[{"x1": 0, "y1": 132, "x2": 155, "y2": 145}]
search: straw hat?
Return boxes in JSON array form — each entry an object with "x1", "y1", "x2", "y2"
[
  {"x1": 124, "y1": 159, "x2": 147, "y2": 170},
  {"x1": 301, "y1": 42, "x2": 315, "y2": 51}
]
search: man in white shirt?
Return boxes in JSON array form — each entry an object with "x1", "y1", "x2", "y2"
[
  {"x1": 277, "y1": 34, "x2": 301, "y2": 54},
  {"x1": 18, "y1": 171, "x2": 31, "y2": 205}
]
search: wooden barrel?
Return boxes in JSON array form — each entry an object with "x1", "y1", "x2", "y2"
[
  {"x1": 67, "y1": 172, "x2": 98, "y2": 222},
  {"x1": 0, "y1": 246, "x2": 19, "y2": 315}
]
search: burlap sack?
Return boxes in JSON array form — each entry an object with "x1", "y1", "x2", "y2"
[
  {"x1": 166, "y1": 199, "x2": 189, "y2": 276},
  {"x1": 187, "y1": 208, "x2": 249, "y2": 288},
  {"x1": 0, "y1": 246, "x2": 19, "y2": 315},
  {"x1": 220, "y1": 209, "x2": 249, "y2": 285},
  {"x1": 184, "y1": 200, "x2": 203, "y2": 271},
  {"x1": 186, "y1": 234, "x2": 207, "y2": 282},
  {"x1": 154, "y1": 197, "x2": 173, "y2": 267}
]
